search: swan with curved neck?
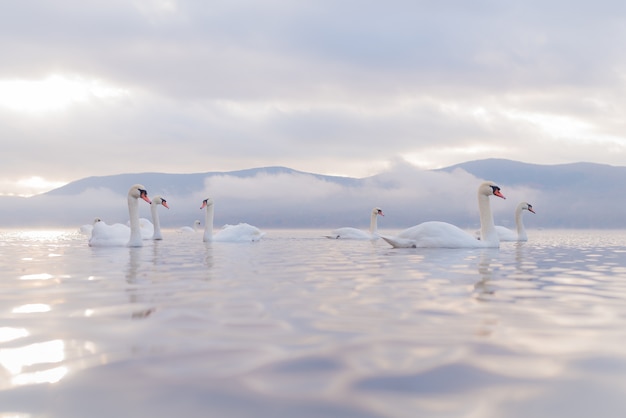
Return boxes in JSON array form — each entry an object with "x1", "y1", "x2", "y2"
[
  {"x1": 79, "y1": 217, "x2": 102, "y2": 235},
  {"x1": 326, "y1": 207, "x2": 385, "y2": 239},
  {"x1": 201, "y1": 197, "x2": 265, "y2": 242},
  {"x1": 382, "y1": 181, "x2": 506, "y2": 248},
  {"x1": 88, "y1": 184, "x2": 152, "y2": 247},
  {"x1": 496, "y1": 201, "x2": 535, "y2": 242},
  {"x1": 180, "y1": 220, "x2": 201, "y2": 233},
  {"x1": 150, "y1": 195, "x2": 169, "y2": 240}
]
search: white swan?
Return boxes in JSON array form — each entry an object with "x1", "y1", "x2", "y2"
[
  {"x1": 126, "y1": 217, "x2": 154, "y2": 238},
  {"x1": 88, "y1": 184, "x2": 152, "y2": 247},
  {"x1": 179, "y1": 220, "x2": 201, "y2": 233},
  {"x1": 79, "y1": 217, "x2": 102, "y2": 235},
  {"x1": 150, "y1": 195, "x2": 169, "y2": 240},
  {"x1": 325, "y1": 207, "x2": 385, "y2": 240},
  {"x1": 496, "y1": 201, "x2": 535, "y2": 242},
  {"x1": 138, "y1": 218, "x2": 155, "y2": 239},
  {"x1": 200, "y1": 197, "x2": 265, "y2": 242},
  {"x1": 382, "y1": 181, "x2": 506, "y2": 248}
]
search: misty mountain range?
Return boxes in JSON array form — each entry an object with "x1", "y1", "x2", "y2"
[{"x1": 3, "y1": 159, "x2": 625, "y2": 229}]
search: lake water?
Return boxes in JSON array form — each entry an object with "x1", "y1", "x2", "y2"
[{"x1": 1, "y1": 228, "x2": 626, "y2": 418}]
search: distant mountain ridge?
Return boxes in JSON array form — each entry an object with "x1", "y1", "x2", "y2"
[
  {"x1": 438, "y1": 158, "x2": 625, "y2": 194},
  {"x1": 44, "y1": 166, "x2": 362, "y2": 197},
  {"x1": 44, "y1": 158, "x2": 625, "y2": 197},
  {"x1": 3, "y1": 158, "x2": 625, "y2": 228}
]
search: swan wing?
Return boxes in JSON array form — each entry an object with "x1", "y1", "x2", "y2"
[
  {"x1": 381, "y1": 236, "x2": 417, "y2": 248},
  {"x1": 326, "y1": 227, "x2": 372, "y2": 240},
  {"x1": 79, "y1": 225, "x2": 93, "y2": 235},
  {"x1": 387, "y1": 221, "x2": 493, "y2": 248},
  {"x1": 213, "y1": 223, "x2": 265, "y2": 242},
  {"x1": 495, "y1": 225, "x2": 519, "y2": 242},
  {"x1": 89, "y1": 222, "x2": 131, "y2": 247}
]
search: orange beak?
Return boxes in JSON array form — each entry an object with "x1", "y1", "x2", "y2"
[
  {"x1": 493, "y1": 190, "x2": 506, "y2": 199},
  {"x1": 140, "y1": 191, "x2": 151, "y2": 204}
]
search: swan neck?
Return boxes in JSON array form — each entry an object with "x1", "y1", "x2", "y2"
[
  {"x1": 478, "y1": 193, "x2": 498, "y2": 244},
  {"x1": 369, "y1": 211, "x2": 378, "y2": 234},
  {"x1": 515, "y1": 205, "x2": 527, "y2": 240},
  {"x1": 203, "y1": 203, "x2": 214, "y2": 241},
  {"x1": 151, "y1": 203, "x2": 162, "y2": 239},
  {"x1": 128, "y1": 194, "x2": 143, "y2": 247}
]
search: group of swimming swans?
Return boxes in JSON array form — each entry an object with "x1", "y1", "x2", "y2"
[
  {"x1": 86, "y1": 182, "x2": 534, "y2": 248},
  {"x1": 328, "y1": 181, "x2": 535, "y2": 248},
  {"x1": 87, "y1": 184, "x2": 264, "y2": 247}
]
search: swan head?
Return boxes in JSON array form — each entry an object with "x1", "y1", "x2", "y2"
[
  {"x1": 152, "y1": 195, "x2": 169, "y2": 209},
  {"x1": 200, "y1": 197, "x2": 214, "y2": 210},
  {"x1": 129, "y1": 184, "x2": 152, "y2": 204},
  {"x1": 522, "y1": 202, "x2": 535, "y2": 214},
  {"x1": 479, "y1": 181, "x2": 506, "y2": 199},
  {"x1": 372, "y1": 207, "x2": 384, "y2": 216}
]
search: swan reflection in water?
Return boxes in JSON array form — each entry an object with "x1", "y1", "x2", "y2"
[
  {"x1": 126, "y1": 247, "x2": 156, "y2": 319},
  {"x1": 473, "y1": 249, "x2": 500, "y2": 299}
]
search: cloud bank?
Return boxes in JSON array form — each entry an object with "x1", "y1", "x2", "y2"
[
  {"x1": 2, "y1": 1, "x2": 626, "y2": 195},
  {"x1": 0, "y1": 164, "x2": 552, "y2": 231}
]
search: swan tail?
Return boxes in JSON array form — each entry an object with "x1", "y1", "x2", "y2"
[
  {"x1": 381, "y1": 236, "x2": 417, "y2": 248},
  {"x1": 252, "y1": 232, "x2": 266, "y2": 241}
]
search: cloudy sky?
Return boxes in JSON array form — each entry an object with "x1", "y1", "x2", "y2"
[{"x1": 2, "y1": 0, "x2": 626, "y2": 197}]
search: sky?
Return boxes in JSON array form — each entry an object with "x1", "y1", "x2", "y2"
[{"x1": 2, "y1": 0, "x2": 626, "y2": 197}]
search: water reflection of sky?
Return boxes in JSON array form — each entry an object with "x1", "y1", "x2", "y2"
[
  {"x1": 0, "y1": 336, "x2": 66, "y2": 386},
  {"x1": 1, "y1": 228, "x2": 626, "y2": 417}
]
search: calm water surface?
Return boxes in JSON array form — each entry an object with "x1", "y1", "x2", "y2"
[{"x1": 1, "y1": 228, "x2": 626, "y2": 417}]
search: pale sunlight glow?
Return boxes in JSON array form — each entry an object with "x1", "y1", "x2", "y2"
[
  {"x1": 0, "y1": 176, "x2": 68, "y2": 197},
  {"x1": 0, "y1": 327, "x2": 30, "y2": 343},
  {"x1": 0, "y1": 74, "x2": 129, "y2": 112},
  {"x1": 12, "y1": 366, "x2": 69, "y2": 386},
  {"x1": 19, "y1": 273, "x2": 54, "y2": 281},
  {"x1": 0, "y1": 339, "x2": 65, "y2": 376},
  {"x1": 19, "y1": 176, "x2": 67, "y2": 195},
  {"x1": 12, "y1": 304, "x2": 51, "y2": 314},
  {"x1": 134, "y1": 0, "x2": 179, "y2": 14},
  {"x1": 504, "y1": 109, "x2": 592, "y2": 138},
  {"x1": 17, "y1": 230, "x2": 68, "y2": 241},
  {"x1": 402, "y1": 145, "x2": 510, "y2": 169}
]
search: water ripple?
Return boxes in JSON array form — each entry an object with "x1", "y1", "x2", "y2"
[{"x1": 1, "y1": 229, "x2": 626, "y2": 417}]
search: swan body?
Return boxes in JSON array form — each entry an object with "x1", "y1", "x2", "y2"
[
  {"x1": 382, "y1": 181, "x2": 506, "y2": 249},
  {"x1": 150, "y1": 195, "x2": 169, "y2": 240},
  {"x1": 201, "y1": 197, "x2": 265, "y2": 242},
  {"x1": 88, "y1": 184, "x2": 152, "y2": 247},
  {"x1": 179, "y1": 220, "x2": 201, "y2": 233},
  {"x1": 79, "y1": 217, "x2": 102, "y2": 235},
  {"x1": 326, "y1": 207, "x2": 385, "y2": 240},
  {"x1": 125, "y1": 217, "x2": 154, "y2": 238},
  {"x1": 496, "y1": 202, "x2": 535, "y2": 242},
  {"x1": 137, "y1": 218, "x2": 154, "y2": 239}
]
